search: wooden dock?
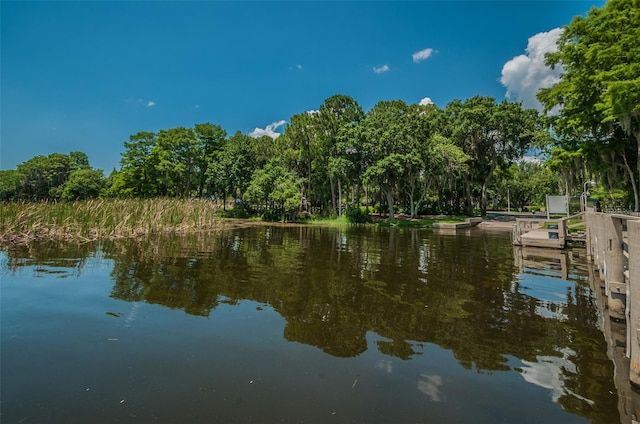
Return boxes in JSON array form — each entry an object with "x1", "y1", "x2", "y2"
[{"x1": 512, "y1": 213, "x2": 587, "y2": 249}]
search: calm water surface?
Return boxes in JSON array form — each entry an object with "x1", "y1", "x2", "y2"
[{"x1": 1, "y1": 226, "x2": 617, "y2": 423}]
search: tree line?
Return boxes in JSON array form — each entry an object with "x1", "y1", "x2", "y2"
[
  {"x1": 1, "y1": 0, "x2": 637, "y2": 216},
  {"x1": 0, "y1": 151, "x2": 105, "y2": 202},
  {"x1": 0, "y1": 95, "x2": 561, "y2": 219}
]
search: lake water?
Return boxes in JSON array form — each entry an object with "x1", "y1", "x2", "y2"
[{"x1": 1, "y1": 225, "x2": 619, "y2": 423}]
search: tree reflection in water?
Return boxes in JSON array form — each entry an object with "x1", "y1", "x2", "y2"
[{"x1": 3, "y1": 226, "x2": 617, "y2": 422}]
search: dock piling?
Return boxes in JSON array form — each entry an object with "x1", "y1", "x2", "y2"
[{"x1": 605, "y1": 214, "x2": 626, "y2": 321}]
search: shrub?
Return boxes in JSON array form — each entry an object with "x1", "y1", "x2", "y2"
[{"x1": 345, "y1": 206, "x2": 372, "y2": 224}]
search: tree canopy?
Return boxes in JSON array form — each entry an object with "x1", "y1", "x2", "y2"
[{"x1": 538, "y1": 0, "x2": 640, "y2": 211}]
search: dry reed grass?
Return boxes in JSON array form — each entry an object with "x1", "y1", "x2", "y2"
[{"x1": 0, "y1": 198, "x2": 225, "y2": 244}]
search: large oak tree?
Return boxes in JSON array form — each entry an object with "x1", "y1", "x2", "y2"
[{"x1": 538, "y1": 0, "x2": 640, "y2": 211}]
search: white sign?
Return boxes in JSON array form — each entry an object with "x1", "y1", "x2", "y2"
[{"x1": 546, "y1": 195, "x2": 568, "y2": 218}]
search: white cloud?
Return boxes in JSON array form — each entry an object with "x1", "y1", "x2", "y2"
[
  {"x1": 375, "y1": 359, "x2": 393, "y2": 373},
  {"x1": 297, "y1": 64, "x2": 302, "y2": 69},
  {"x1": 419, "y1": 97, "x2": 434, "y2": 106},
  {"x1": 500, "y1": 27, "x2": 564, "y2": 112},
  {"x1": 249, "y1": 120, "x2": 286, "y2": 139},
  {"x1": 519, "y1": 156, "x2": 542, "y2": 164},
  {"x1": 518, "y1": 348, "x2": 594, "y2": 405},
  {"x1": 417, "y1": 374, "x2": 444, "y2": 402},
  {"x1": 373, "y1": 64, "x2": 390, "y2": 74},
  {"x1": 136, "y1": 98, "x2": 155, "y2": 107},
  {"x1": 307, "y1": 110, "x2": 319, "y2": 115},
  {"x1": 412, "y1": 48, "x2": 434, "y2": 63}
]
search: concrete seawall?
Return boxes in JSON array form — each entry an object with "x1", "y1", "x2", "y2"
[{"x1": 584, "y1": 212, "x2": 640, "y2": 423}]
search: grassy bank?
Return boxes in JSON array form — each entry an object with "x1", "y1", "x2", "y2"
[
  {"x1": 376, "y1": 216, "x2": 466, "y2": 228},
  {"x1": 0, "y1": 198, "x2": 224, "y2": 244}
]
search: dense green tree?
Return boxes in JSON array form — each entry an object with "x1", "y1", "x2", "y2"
[
  {"x1": 243, "y1": 160, "x2": 303, "y2": 220},
  {"x1": 194, "y1": 123, "x2": 226, "y2": 197},
  {"x1": 544, "y1": 147, "x2": 586, "y2": 197},
  {"x1": 538, "y1": 0, "x2": 640, "y2": 211},
  {"x1": 61, "y1": 169, "x2": 105, "y2": 200},
  {"x1": 118, "y1": 131, "x2": 158, "y2": 198},
  {"x1": 316, "y1": 95, "x2": 365, "y2": 215},
  {"x1": 1, "y1": 152, "x2": 103, "y2": 201},
  {"x1": 15, "y1": 153, "x2": 72, "y2": 200},
  {"x1": 281, "y1": 112, "x2": 319, "y2": 205},
  {"x1": 69, "y1": 151, "x2": 90, "y2": 170},
  {"x1": 359, "y1": 100, "x2": 414, "y2": 219},
  {"x1": 491, "y1": 160, "x2": 559, "y2": 211},
  {"x1": 429, "y1": 134, "x2": 471, "y2": 213},
  {"x1": 252, "y1": 135, "x2": 278, "y2": 169},
  {"x1": 153, "y1": 127, "x2": 200, "y2": 197},
  {"x1": 208, "y1": 131, "x2": 258, "y2": 207},
  {"x1": 0, "y1": 170, "x2": 23, "y2": 200},
  {"x1": 401, "y1": 104, "x2": 455, "y2": 218},
  {"x1": 102, "y1": 169, "x2": 128, "y2": 198},
  {"x1": 446, "y1": 97, "x2": 538, "y2": 216}
]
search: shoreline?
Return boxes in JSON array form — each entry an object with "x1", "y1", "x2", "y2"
[{"x1": 0, "y1": 217, "x2": 515, "y2": 246}]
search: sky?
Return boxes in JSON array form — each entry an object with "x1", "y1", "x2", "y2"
[{"x1": 1, "y1": 0, "x2": 606, "y2": 173}]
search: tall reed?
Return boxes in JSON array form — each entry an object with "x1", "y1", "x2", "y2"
[{"x1": 0, "y1": 198, "x2": 225, "y2": 244}]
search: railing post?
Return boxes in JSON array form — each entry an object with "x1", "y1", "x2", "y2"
[
  {"x1": 595, "y1": 213, "x2": 607, "y2": 284},
  {"x1": 512, "y1": 221, "x2": 521, "y2": 246},
  {"x1": 604, "y1": 215, "x2": 626, "y2": 321},
  {"x1": 585, "y1": 212, "x2": 594, "y2": 261},
  {"x1": 628, "y1": 220, "x2": 640, "y2": 388}
]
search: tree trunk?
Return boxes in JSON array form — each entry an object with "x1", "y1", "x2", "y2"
[
  {"x1": 408, "y1": 184, "x2": 416, "y2": 219},
  {"x1": 365, "y1": 185, "x2": 369, "y2": 209},
  {"x1": 413, "y1": 183, "x2": 429, "y2": 219},
  {"x1": 385, "y1": 189, "x2": 395, "y2": 220},
  {"x1": 338, "y1": 180, "x2": 343, "y2": 216},
  {"x1": 480, "y1": 161, "x2": 498, "y2": 217},
  {"x1": 307, "y1": 159, "x2": 312, "y2": 208},
  {"x1": 198, "y1": 169, "x2": 205, "y2": 197},
  {"x1": 354, "y1": 180, "x2": 361, "y2": 206},
  {"x1": 621, "y1": 151, "x2": 640, "y2": 212},
  {"x1": 408, "y1": 180, "x2": 417, "y2": 219},
  {"x1": 464, "y1": 177, "x2": 473, "y2": 216},
  {"x1": 329, "y1": 176, "x2": 337, "y2": 215}
]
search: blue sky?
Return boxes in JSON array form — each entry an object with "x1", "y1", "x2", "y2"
[{"x1": 1, "y1": 0, "x2": 605, "y2": 172}]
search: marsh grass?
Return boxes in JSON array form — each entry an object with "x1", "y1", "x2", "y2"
[{"x1": 0, "y1": 198, "x2": 224, "y2": 244}]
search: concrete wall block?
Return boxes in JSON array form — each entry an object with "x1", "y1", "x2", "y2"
[
  {"x1": 605, "y1": 215, "x2": 625, "y2": 301},
  {"x1": 627, "y1": 220, "x2": 640, "y2": 388}
]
